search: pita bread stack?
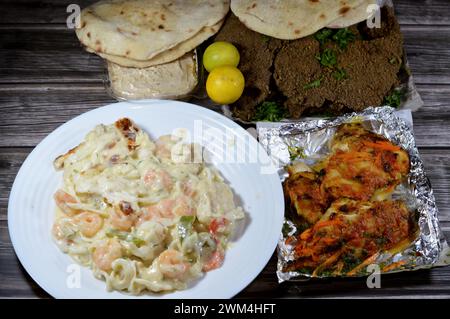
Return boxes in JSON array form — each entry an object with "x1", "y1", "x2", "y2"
[
  {"x1": 230, "y1": 0, "x2": 377, "y2": 40},
  {"x1": 75, "y1": 0, "x2": 229, "y2": 99}
]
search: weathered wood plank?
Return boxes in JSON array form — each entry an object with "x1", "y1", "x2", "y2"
[
  {"x1": 0, "y1": 86, "x2": 115, "y2": 148},
  {"x1": 0, "y1": 27, "x2": 105, "y2": 83},
  {"x1": 402, "y1": 25, "x2": 450, "y2": 85},
  {"x1": 1, "y1": 219, "x2": 449, "y2": 298},
  {"x1": 238, "y1": 253, "x2": 450, "y2": 298},
  {"x1": 395, "y1": 0, "x2": 450, "y2": 26},
  {"x1": 0, "y1": 84, "x2": 449, "y2": 147},
  {"x1": 1, "y1": 24, "x2": 449, "y2": 84},
  {"x1": 0, "y1": 0, "x2": 93, "y2": 25},
  {"x1": 0, "y1": 148, "x2": 28, "y2": 209},
  {"x1": 2, "y1": 147, "x2": 450, "y2": 223},
  {"x1": 1, "y1": 148, "x2": 449, "y2": 298},
  {"x1": 0, "y1": 0, "x2": 449, "y2": 25}
]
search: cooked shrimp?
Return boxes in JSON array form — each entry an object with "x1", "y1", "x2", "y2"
[
  {"x1": 54, "y1": 189, "x2": 78, "y2": 216},
  {"x1": 93, "y1": 239, "x2": 122, "y2": 272},
  {"x1": 158, "y1": 249, "x2": 190, "y2": 279},
  {"x1": 109, "y1": 202, "x2": 137, "y2": 231},
  {"x1": 202, "y1": 249, "x2": 224, "y2": 272},
  {"x1": 137, "y1": 205, "x2": 161, "y2": 226},
  {"x1": 73, "y1": 212, "x2": 103, "y2": 237},
  {"x1": 137, "y1": 199, "x2": 175, "y2": 226},
  {"x1": 172, "y1": 196, "x2": 195, "y2": 217},
  {"x1": 137, "y1": 196, "x2": 194, "y2": 226},
  {"x1": 143, "y1": 169, "x2": 173, "y2": 192}
]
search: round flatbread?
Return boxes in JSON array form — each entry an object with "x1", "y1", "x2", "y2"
[
  {"x1": 230, "y1": 0, "x2": 370, "y2": 40},
  {"x1": 90, "y1": 19, "x2": 224, "y2": 68},
  {"x1": 327, "y1": 0, "x2": 378, "y2": 28},
  {"x1": 76, "y1": 0, "x2": 229, "y2": 61}
]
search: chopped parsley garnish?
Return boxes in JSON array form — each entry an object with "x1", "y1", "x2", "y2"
[
  {"x1": 294, "y1": 268, "x2": 313, "y2": 275},
  {"x1": 314, "y1": 28, "x2": 334, "y2": 46},
  {"x1": 261, "y1": 34, "x2": 271, "y2": 43},
  {"x1": 106, "y1": 229, "x2": 146, "y2": 247},
  {"x1": 384, "y1": 88, "x2": 405, "y2": 108},
  {"x1": 332, "y1": 68, "x2": 347, "y2": 81},
  {"x1": 389, "y1": 57, "x2": 400, "y2": 65},
  {"x1": 375, "y1": 237, "x2": 389, "y2": 246},
  {"x1": 303, "y1": 76, "x2": 324, "y2": 90},
  {"x1": 177, "y1": 215, "x2": 196, "y2": 243},
  {"x1": 316, "y1": 48, "x2": 337, "y2": 68},
  {"x1": 288, "y1": 146, "x2": 306, "y2": 161},
  {"x1": 314, "y1": 27, "x2": 355, "y2": 49},
  {"x1": 253, "y1": 101, "x2": 288, "y2": 122},
  {"x1": 282, "y1": 222, "x2": 293, "y2": 237},
  {"x1": 332, "y1": 28, "x2": 356, "y2": 49},
  {"x1": 342, "y1": 253, "x2": 362, "y2": 272}
]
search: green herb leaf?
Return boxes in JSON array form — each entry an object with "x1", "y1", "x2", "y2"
[
  {"x1": 106, "y1": 229, "x2": 145, "y2": 247},
  {"x1": 106, "y1": 229, "x2": 129, "y2": 241},
  {"x1": 180, "y1": 215, "x2": 196, "y2": 225},
  {"x1": 178, "y1": 215, "x2": 196, "y2": 242},
  {"x1": 342, "y1": 253, "x2": 362, "y2": 272},
  {"x1": 303, "y1": 76, "x2": 324, "y2": 90},
  {"x1": 294, "y1": 268, "x2": 313, "y2": 276},
  {"x1": 131, "y1": 237, "x2": 146, "y2": 247},
  {"x1": 282, "y1": 222, "x2": 294, "y2": 237},
  {"x1": 314, "y1": 28, "x2": 334, "y2": 46},
  {"x1": 389, "y1": 57, "x2": 399, "y2": 65},
  {"x1": 288, "y1": 146, "x2": 306, "y2": 161},
  {"x1": 316, "y1": 48, "x2": 337, "y2": 68},
  {"x1": 375, "y1": 237, "x2": 389, "y2": 246},
  {"x1": 332, "y1": 68, "x2": 347, "y2": 81},
  {"x1": 261, "y1": 34, "x2": 271, "y2": 43},
  {"x1": 384, "y1": 89, "x2": 405, "y2": 108},
  {"x1": 332, "y1": 28, "x2": 356, "y2": 49},
  {"x1": 253, "y1": 101, "x2": 288, "y2": 122}
]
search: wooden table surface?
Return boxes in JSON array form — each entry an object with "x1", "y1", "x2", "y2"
[{"x1": 1, "y1": 0, "x2": 450, "y2": 299}]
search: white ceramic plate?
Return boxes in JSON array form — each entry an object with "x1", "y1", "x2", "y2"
[{"x1": 8, "y1": 100, "x2": 284, "y2": 299}]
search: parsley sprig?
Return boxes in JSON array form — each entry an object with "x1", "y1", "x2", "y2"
[{"x1": 253, "y1": 101, "x2": 288, "y2": 122}]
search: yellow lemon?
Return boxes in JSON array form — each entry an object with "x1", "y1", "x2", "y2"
[
  {"x1": 203, "y1": 41, "x2": 240, "y2": 72},
  {"x1": 206, "y1": 66, "x2": 245, "y2": 105}
]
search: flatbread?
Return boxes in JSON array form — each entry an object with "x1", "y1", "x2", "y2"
[
  {"x1": 90, "y1": 19, "x2": 224, "y2": 68},
  {"x1": 327, "y1": 0, "x2": 378, "y2": 28},
  {"x1": 76, "y1": 0, "x2": 229, "y2": 61},
  {"x1": 230, "y1": 0, "x2": 370, "y2": 40},
  {"x1": 107, "y1": 52, "x2": 198, "y2": 100}
]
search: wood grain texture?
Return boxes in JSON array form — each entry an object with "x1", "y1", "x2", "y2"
[
  {"x1": 1, "y1": 0, "x2": 449, "y2": 25},
  {"x1": 1, "y1": 0, "x2": 450, "y2": 299},
  {"x1": 0, "y1": 85, "x2": 449, "y2": 147},
  {"x1": 1, "y1": 148, "x2": 449, "y2": 298},
  {"x1": 1, "y1": 25, "x2": 450, "y2": 84}
]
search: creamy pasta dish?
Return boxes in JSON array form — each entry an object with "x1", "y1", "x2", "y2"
[{"x1": 51, "y1": 118, "x2": 245, "y2": 294}]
